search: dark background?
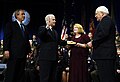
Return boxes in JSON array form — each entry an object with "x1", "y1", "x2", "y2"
[{"x1": 0, "y1": 0, "x2": 120, "y2": 40}]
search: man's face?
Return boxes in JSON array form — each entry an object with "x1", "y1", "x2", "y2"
[
  {"x1": 17, "y1": 10, "x2": 25, "y2": 22},
  {"x1": 48, "y1": 16, "x2": 56, "y2": 27},
  {"x1": 95, "y1": 11, "x2": 103, "y2": 21}
]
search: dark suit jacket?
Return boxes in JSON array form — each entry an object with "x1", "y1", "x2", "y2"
[
  {"x1": 38, "y1": 26, "x2": 58, "y2": 61},
  {"x1": 3, "y1": 21, "x2": 31, "y2": 59},
  {"x1": 92, "y1": 15, "x2": 117, "y2": 59}
]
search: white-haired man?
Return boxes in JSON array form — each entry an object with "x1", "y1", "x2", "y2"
[
  {"x1": 87, "y1": 6, "x2": 117, "y2": 82},
  {"x1": 38, "y1": 14, "x2": 58, "y2": 82}
]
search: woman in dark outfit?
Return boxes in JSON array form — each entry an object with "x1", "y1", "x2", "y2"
[{"x1": 68, "y1": 23, "x2": 90, "y2": 82}]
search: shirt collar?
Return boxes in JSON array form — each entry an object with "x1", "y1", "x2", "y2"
[
  {"x1": 46, "y1": 25, "x2": 52, "y2": 30},
  {"x1": 16, "y1": 20, "x2": 24, "y2": 27},
  {"x1": 16, "y1": 20, "x2": 21, "y2": 26}
]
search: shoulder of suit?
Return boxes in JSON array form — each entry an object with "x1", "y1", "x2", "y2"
[
  {"x1": 39, "y1": 25, "x2": 46, "y2": 28},
  {"x1": 103, "y1": 15, "x2": 111, "y2": 20},
  {"x1": 6, "y1": 20, "x2": 15, "y2": 27}
]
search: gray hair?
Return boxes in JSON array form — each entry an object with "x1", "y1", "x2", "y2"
[
  {"x1": 45, "y1": 14, "x2": 55, "y2": 24},
  {"x1": 95, "y1": 6, "x2": 109, "y2": 14}
]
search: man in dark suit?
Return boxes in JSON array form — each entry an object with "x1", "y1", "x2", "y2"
[
  {"x1": 87, "y1": 6, "x2": 117, "y2": 82},
  {"x1": 3, "y1": 9, "x2": 31, "y2": 82},
  {"x1": 38, "y1": 14, "x2": 58, "y2": 82}
]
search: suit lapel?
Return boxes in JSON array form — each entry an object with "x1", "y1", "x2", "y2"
[
  {"x1": 15, "y1": 21, "x2": 27, "y2": 38},
  {"x1": 48, "y1": 29, "x2": 57, "y2": 40},
  {"x1": 53, "y1": 30, "x2": 58, "y2": 40}
]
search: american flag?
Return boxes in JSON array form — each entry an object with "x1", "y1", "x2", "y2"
[
  {"x1": 61, "y1": 25, "x2": 67, "y2": 40},
  {"x1": 61, "y1": 18, "x2": 67, "y2": 40}
]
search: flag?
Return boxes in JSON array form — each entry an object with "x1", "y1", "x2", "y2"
[
  {"x1": 61, "y1": 25, "x2": 67, "y2": 40},
  {"x1": 61, "y1": 18, "x2": 67, "y2": 40}
]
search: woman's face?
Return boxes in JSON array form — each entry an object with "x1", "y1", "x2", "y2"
[{"x1": 73, "y1": 27, "x2": 79, "y2": 33}]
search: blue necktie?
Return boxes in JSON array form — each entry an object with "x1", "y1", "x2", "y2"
[{"x1": 20, "y1": 23, "x2": 25, "y2": 37}]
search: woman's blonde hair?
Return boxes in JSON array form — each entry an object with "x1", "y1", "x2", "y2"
[{"x1": 73, "y1": 23, "x2": 84, "y2": 33}]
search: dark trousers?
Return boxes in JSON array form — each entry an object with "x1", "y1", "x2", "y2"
[
  {"x1": 25, "y1": 69, "x2": 39, "y2": 82},
  {"x1": 90, "y1": 70, "x2": 100, "y2": 82},
  {"x1": 39, "y1": 60, "x2": 57, "y2": 82},
  {"x1": 4, "y1": 58, "x2": 26, "y2": 82},
  {"x1": 116, "y1": 72, "x2": 120, "y2": 82},
  {"x1": 95, "y1": 60, "x2": 116, "y2": 82}
]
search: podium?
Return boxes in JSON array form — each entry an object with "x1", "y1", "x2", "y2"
[
  {"x1": 0, "y1": 64, "x2": 7, "y2": 81},
  {"x1": 0, "y1": 64, "x2": 7, "y2": 74}
]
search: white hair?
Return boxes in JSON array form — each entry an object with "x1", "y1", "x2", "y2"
[
  {"x1": 95, "y1": 6, "x2": 109, "y2": 14},
  {"x1": 45, "y1": 14, "x2": 55, "y2": 24}
]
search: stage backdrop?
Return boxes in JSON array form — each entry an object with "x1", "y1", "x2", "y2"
[{"x1": 0, "y1": 0, "x2": 120, "y2": 40}]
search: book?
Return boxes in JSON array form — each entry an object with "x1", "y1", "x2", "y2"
[{"x1": 67, "y1": 41, "x2": 76, "y2": 45}]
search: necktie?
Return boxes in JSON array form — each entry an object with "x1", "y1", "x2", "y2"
[
  {"x1": 20, "y1": 23, "x2": 25, "y2": 37},
  {"x1": 50, "y1": 29, "x2": 56, "y2": 38}
]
